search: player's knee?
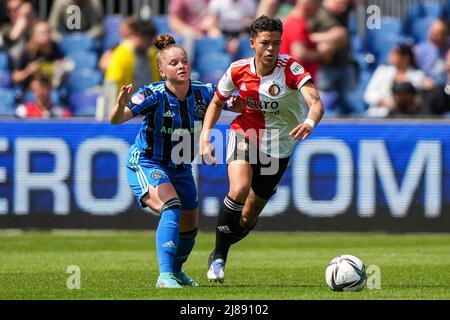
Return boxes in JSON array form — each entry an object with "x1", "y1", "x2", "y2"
[
  {"x1": 228, "y1": 184, "x2": 251, "y2": 202},
  {"x1": 159, "y1": 198, "x2": 182, "y2": 214},
  {"x1": 179, "y1": 227, "x2": 198, "y2": 240},
  {"x1": 240, "y1": 215, "x2": 257, "y2": 229}
]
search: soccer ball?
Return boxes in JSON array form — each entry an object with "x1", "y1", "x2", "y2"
[{"x1": 325, "y1": 255, "x2": 367, "y2": 292}]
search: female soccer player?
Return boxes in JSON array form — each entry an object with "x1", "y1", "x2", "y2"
[
  {"x1": 110, "y1": 34, "x2": 240, "y2": 288},
  {"x1": 200, "y1": 15, "x2": 325, "y2": 283}
]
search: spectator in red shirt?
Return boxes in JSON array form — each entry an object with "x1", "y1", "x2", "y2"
[
  {"x1": 15, "y1": 74, "x2": 71, "y2": 118},
  {"x1": 280, "y1": 0, "x2": 326, "y2": 80}
]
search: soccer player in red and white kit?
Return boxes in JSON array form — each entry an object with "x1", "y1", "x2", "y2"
[{"x1": 200, "y1": 15, "x2": 324, "y2": 283}]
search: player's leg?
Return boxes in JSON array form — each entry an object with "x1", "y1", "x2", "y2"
[
  {"x1": 231, "y1": 156, "x2": 291, "y2": 245},
  {"x1": 208, "y1": 159, "x2": 252, "y2": 283},
  {"x1": 170, "y1": 168, "x2": 200, "y2": 286},
  {"x1": 141, "y1": 181, "x2": 183, "y2": 288}
]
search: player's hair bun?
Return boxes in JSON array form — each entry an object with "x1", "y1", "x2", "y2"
[{"x1": 154, "y1": 34, "x2": 176, "y2": 51}]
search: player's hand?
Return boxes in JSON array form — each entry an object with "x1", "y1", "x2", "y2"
[
  {"x1": 227, "y1": 95, "x2": 244, "y2": 113},
  {"x1": 200, "y1": 140, "x2": 217, "y2": 167},
  {"x1": 117, "y1": 84, "x2": 133, "y2": 108},
  {"x1": 289, "y1": 124, "x2": 313, "y2": 142}
]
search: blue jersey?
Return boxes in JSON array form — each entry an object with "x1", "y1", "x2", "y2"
[{"x1": 127, "y1": 80, "x2": 215, "y2": 168}]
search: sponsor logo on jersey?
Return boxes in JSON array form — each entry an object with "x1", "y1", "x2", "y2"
[
  {"x1": 290, "y1": 62, "x2": 304, "y2": 75},
  {"x1": 163, "y1": 110, "x2": 175, "y2": 118},
  {"x1": 269, "y1": 83, "x2": 281, "y2": 96},
  {"x1": 245, "y1": 97, "x2": 279, "y2": 111}
]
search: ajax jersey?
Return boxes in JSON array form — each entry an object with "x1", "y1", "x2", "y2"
[{"x1": 216, "y1": 54, "x2": 312, "y2": 158}]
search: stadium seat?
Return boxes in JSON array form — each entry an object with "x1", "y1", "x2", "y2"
[
  {"x1": 0, "y1": 71, "x2": 11, "y2": 88},
  {"x1": 350, "y1": 34, "x2": 365, "y2": 53},
  {"x1": 411, "y1": 16, "x2": 435, "y2": 43},
  {"x1": 68, "y1": 91, "x2": 100, "y2": 116},
  {"x1": 366, "y1": 17, "x2": 403, "y2": 53},
  {"x1": 66, "y1": 52, "x2": 98, "y2": 70},
  {"x1": 195, "y1": 52, "x2": 231, "y2": 76},
  {"x1": 235, "y1": 36, "x2": 254, "y2": 60},
  {"x1": 65, "y1": 69, "x2": 103, "y2": 92},
  {"x1": 0, "y1": 88, "x2": 15, "y2": 116},
  {"x1": 371, "y1": 33, "x2": 410, "y2": 58},
  {"x1": 348, "y1": 15, "x2": 358, "y2": 36},
  {"x1": 151, "y1": 15, "x2": 171, "y2": 34},
  {"x1": 194, "y1": 36, "x2": 227, "y2": 62},
  {"x1": 59, "y1": 34, "x2": 96, "y2": 55},
  {"x1": 0, "y1": 52, "x2": 9, "y2": 71},
  {"x1": 422, "y1": 1, "x2": 444, "y2": 17},
  {"x1": 104, "y1": 14, "x2": 123, "y2": 33}
]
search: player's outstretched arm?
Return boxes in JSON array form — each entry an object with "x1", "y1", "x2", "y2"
[
  {"x1": 110, "y1": 84, "x2": 133, "y2": 125},
  {"x1": 200, "y1": 94, "x2": 226, "y2": 167},
  {"x1": 290, "y1": 81, "x2": 325, "y2": 142}
]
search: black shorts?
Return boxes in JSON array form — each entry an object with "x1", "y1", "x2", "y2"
[{"x1": 226, "y1": 131, "x2": 290, "y2": 200}]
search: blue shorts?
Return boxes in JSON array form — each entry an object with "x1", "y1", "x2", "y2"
[{"x1": 126, "y1": 146, "x2": 198, "y2": 211}]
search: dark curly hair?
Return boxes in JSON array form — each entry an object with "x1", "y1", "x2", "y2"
[{"x1": 250, "y1": 15, "x2": 283, "y2": 39}]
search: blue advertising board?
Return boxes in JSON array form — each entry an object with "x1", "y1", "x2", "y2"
[{"x1": 0, "y1": 120, "x2": 449, "y2": 231}]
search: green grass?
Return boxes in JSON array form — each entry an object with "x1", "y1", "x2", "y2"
[{"x1": 0, "y1": 231, "x2": 449, "y2": 300}]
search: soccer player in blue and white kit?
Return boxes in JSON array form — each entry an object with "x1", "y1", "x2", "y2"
[{"x1": 110, "y1": 34, "x2": 240, "y2": 288}]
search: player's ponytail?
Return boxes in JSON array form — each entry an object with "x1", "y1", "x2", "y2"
[{"x1": 154, "y1": 34, "x2": 176, "y2": 51}]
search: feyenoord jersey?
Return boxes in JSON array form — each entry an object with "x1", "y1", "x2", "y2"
[{"x1": 216, "y1": 54, "x2": 312, "y2": 158}]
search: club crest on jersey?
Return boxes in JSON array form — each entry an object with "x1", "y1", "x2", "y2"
[
  {"x1": 268, "y1": 83, "x2": 281, "y2": 96},
  {"x1": 195, "y1": 103, "x2": 207, "y2": 119},
  {"x1": 151, "y1": 171, "x2": 164, "y2": 180},
  {"x1": 238, "y1": 140, "x2": 249, "y2": 151}
]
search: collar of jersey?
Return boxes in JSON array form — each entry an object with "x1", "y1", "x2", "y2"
[
  {"x1": 251, "y1": 56, "x2": 278, "y2": 78},
  {"x1": 164, "y1": 80, "x2": 193, "y2": 102}
]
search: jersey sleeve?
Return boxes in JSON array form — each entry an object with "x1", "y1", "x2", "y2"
[
  {"x1": 216, "y1": 66, "x2": 236, "y2": 101},
  {"x1": 284, "y1": 58, "x2": 312, "y2": 91},
  {"x1": 126, "y1": 85, "x2": 159, "y2": 117}
]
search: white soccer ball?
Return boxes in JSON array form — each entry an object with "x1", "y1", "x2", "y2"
[{"x1": 325, "y1": 255, "x2": 367, "y2": 292}]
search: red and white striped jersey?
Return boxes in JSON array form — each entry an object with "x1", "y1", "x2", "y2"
[{"x1": 216, "y1": 54, "x2": 312, "y2": 158}]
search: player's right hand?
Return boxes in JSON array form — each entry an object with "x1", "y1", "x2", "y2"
[
  {"x1": 200, "y1": 140, "x2": 217, "y2": 167},
  {"x1": 117, "y1": 84, "x2": 133, "y2": 108}
]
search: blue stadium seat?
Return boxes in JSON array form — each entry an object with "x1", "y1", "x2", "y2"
[
  {"x1": 0, "y1": 88, "x2": 15, "y2": 116},
  {"x1": 411, "y1": 16, "x2": 435, "y2": 43},
  {"x1": 59, "y1": 34, "x2": 96, "y2": 55},
  {"x1": 68, "y1": 91, "x2": 99, "y2": 116},
  {"x1": 0, "y1": 52, "x2": 9, "y2": 71},
  {"x1": 195, "y1": 52, "x2": 231, "y2": 76},
  {"x1": 422, "y1": 1, "x2": 444, "y2": 17},
  {"x1": 65, "y1": 69, "x2": 103, "y2": 92},
  {"x1": 371, "y1": 33, "x2": 409, "y2": 58},
  {"x1": 151, "y1": 15, "x2": 171, "y2": 34},
  {"x1": 348, "y1": 15, "x2": 358, "y2": 35},
  {"x1": 235, "y1": 36, "x2": 254, "y2": 60},
  {"x1": 0, "y1": 71, "x2": 11, "y2": 88},
  {"x1": 366, "y1": 17, "x2": 403, "y2": 53},
  {"x1": 104, "y1": 14, "x2": 123, "y2": 33},
  {"x1": 66, "y1": 52, "x2": 98, "y2": 70},
  {"x1": 351, "y1": 34, "x2": 365, "y2": 53},
  {"x1": 194, "y1": 36, "x2": 227, "y2": 62}
]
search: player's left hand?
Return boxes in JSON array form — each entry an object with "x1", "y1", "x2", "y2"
[
  {"x1": 226, "y1": 96, "x2": 244, "y2": 113},
  {"x1": 289, "y1": 124, "x2": 313, "y2": 142}
]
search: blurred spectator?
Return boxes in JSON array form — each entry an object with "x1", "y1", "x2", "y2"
[
  {"x1": 423, "y1": 49, "x2": 450, "y2": 116},
  {"x1": 364, "y1": 44, "x2": 429, "y2": 117},
  {"x1": 48, "y1": 0, "x2": 104, "y2": 42},
  {"x1": 98, "y1": 16, "x2": 135, "y2": 72},
  {"x1": 168, "y1": 0, "x2": 210, "y2": 61},
  {"x1": 11, "y1": 21, "x2": 66, "y2": 90},
  {"x1": 0, "y1": 0, "x2": 37, "y2": 63},
  {"x1": 280, "y1": 0, "x2": 323, "y2": 80},
  {"x1": 415, "y1": 19, "x2": 449, "y2": 86},
  {"x1": 101, "y1": 20, "x2": 159, "y2": 119},
  {"x1": 309, "y1": 0, "x2": 358, "y2": 115},
  {"x1": 202, "y1": 0, "x2": 257, "y2": 57},
  {"x1": 389, "y1": 82, "x2": 427, "y2": 117},
  {"x1": 256, "y1": 0, "x2": 295, "y2": 20},
  {"x1": 15, "y1": 73, "x2": 71, "y2": 118}
]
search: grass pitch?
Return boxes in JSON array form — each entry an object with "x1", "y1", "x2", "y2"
[{"x1": 0, "y1": 231, "x2": 449, "y2": 300}]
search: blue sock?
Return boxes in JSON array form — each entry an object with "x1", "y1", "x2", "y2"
[
  {"x1": 156, "y1": 198, "x2": 181, "y2": 274},
  {"x1": 173, "y1": 228, "x2": 198, "y2": 273}
]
